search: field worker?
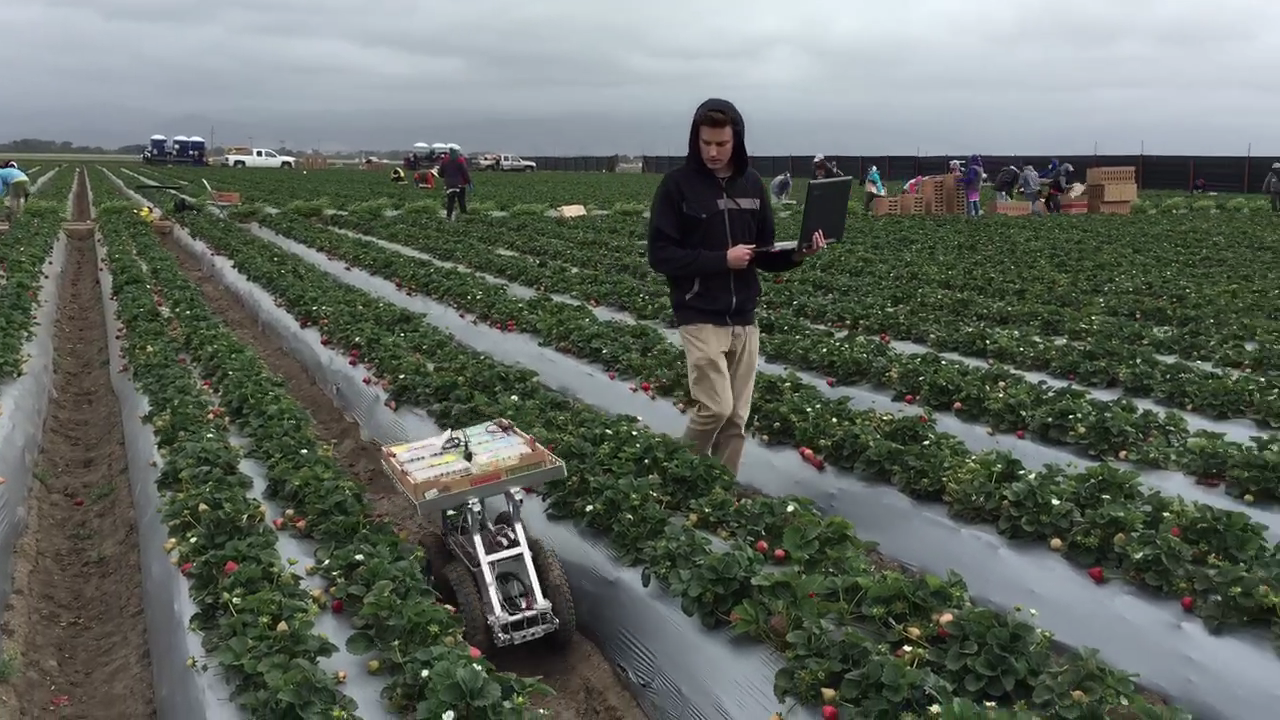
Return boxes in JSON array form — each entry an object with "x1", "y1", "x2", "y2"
[
  {"x1": 863, "y1": 165, "x2": 885, "y2": 211},
  {"x1": 1191, "y1": 178, "x2": 1208, "y2": 194},
  {"x1": 1263, "y1": 162, "x2": 1280, "y2": 212},
  {"x1": 437, "y1": 147, "x2": 472, "y2": 221},
  {"x1": 1046, "y1": 162, "x2": 1074, "y2": 213},
  {"x1": 948, "y1": 159, "x2": 962, "y2": 176},
  {"x1": 390, "y1": 166, "x2": 406, "y2": 183},
  {"x1": 413, "y1": 169, "x2": 434, "y2": 189},
  {"x1": 1019, "y1": 164, "x2": 1043, "y2": 214},
  {"x1": 770, "y1": 171, "x2": 792, "y2": 203},
  {"x1": 812, "y1": 154, "x2": 836, "y2": 180},
  {"x1": 1039, "y1": 158, "x2": 1059, "y2": 180},
  {"x1": 962, "y1": 155, "x2": 984, "y2": 216},
  {"x1": 903, "y1": 175, "x2": 923, "y2": 195},
  {"x1": 648, "y1": 98, "x2": 827, "y2": 477},
  {"x1": 0, "y1": 165, "x2": 31, "y2": 220},
  {"x1": 992, "y1": 165, "x2": 1020, "y2": 202}
]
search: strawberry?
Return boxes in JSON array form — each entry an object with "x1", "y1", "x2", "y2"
[
  {"x1": 879, "y1": 333, "x2": 890, "y2": 343},
  {"x1": 1170, "y1": 526, "x2": 1181, "y2": 538},
  {"x1": 331, "y1": 599, "x2": 344, "y2": 614},
  {"x1": 72, "y1": 498, "x2": 84, "y2": 507},
  {"x1": 821, "y1": 706, "x2": 839, "y2": 720},
  {"x1": 224, "y1": 560, "x2": 239, "y2": 575},
  {"x1": 607, "y1": 371, "x2": 616, "y2": 380},
  {"x1": 826, "y1": 377, "x2": 835, "y2": 387},
  {"x1": 468, "y1": 645, "x2": 483, "y2": 659},
  {"x1": 640, "y1": 382, "x2": 651, "y2": 392},
  {"x1": 755, "y1": 540, "x2": 769, "y2": 554},
  {"x1": 1087, "y1": 567, "x2": 1105, "y2": 584},
  {"x1": 273, "y1": 518, "x2": 285, "y2": 530},
  {"x1": 952, "y1": 401, "x2": 962, "y2": 411},
  {"x1": 918, "y1": 415, "x2": 929, "y2": 423},
  {"x1": 179, "y1": 562, "x2": 193, "y2": 576},
  {"x1": 1015, "y1": 430, "x2": 1026, "y2": 439},
  {"x1": 1067, "y1": 373, "x2": 1076, "y2": 382},
  {"x1": 810, "y1": 457, "x2": 826, "y2": 471},
  {"x1": 772, "y1": 548, "x2": 787, "y2": 563},
  {"x1": 1180, "y1": 596, "x2": 1194, "y2": 612},
  {"x1": 903, "y1": 394, "x2": 915, "y2": 404},
  {"x1": 728, "y1": 611, "x2": 742, "y2": 624}
]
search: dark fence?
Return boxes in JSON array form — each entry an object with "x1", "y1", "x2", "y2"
[{"x1": 525, "y1": 154, "x2": 1278, "y2": 194}]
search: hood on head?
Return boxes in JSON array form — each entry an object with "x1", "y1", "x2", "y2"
[
  {"x1": 1024, "y1": 165, "x2": 1035, "y2": 171},
  {"x1": 813, "y1": 154, "x2": 824, "y2": 163},
  {"x1": 968, "y1": 154, "x2": 982, "y2": 165},
  {"x1": 1062, "y1": 163, "x2": 1074, "y2": 172},
  {"x1": 869, "y1": 165, "x2": 877, "y2": 173},
  {"x1": 686, "y1": 98, "x2": 749, "y2": 174},
  {"x1": 1273, "y1": 162, "x2": 1280, "y2": 169}
]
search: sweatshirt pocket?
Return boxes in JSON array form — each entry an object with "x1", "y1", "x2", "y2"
[{"x1": 683, "y1": 277, "x2": 701, "y2": 301}]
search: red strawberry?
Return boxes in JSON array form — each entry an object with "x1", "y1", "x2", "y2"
[
  {"x1": 879, "y1": 333, "x2": 890, "y2": 343},
  {"x1": 952, "y1": 401, "x2": 962, "y2": 411},
  {"x1": 903, "y1": 394, "x2": 915, "y2": 404},
  {"x1": 755, "y1": 540, "x2": 769, "y2": 554},
  {"x1": 468, "y1": 645, "x2": 483, "y2": 659},
  {"x1": 772, "y1": 548, "x2": 787, "y2": 562},
  {"x1": 1180, "y1": 596, "x2": 1194, "y2": 612},
  {"x1": 607, "y1": 371, "x2": 616, "y2": 380},
  {"x1": 1170, "y1": 527, "x2": 1181, "y2": 538},
  {"x1": 919, "y1": 415, "x2": 929, "y2": 423},
  {"x1": 331, "y1": 599, "x2": 344, "y2": 614},
  {"x1": 822, "y1": 705, "x2": 839, "y2": 720},
  {"x1": 1087, "y1": 567, "x2": 1105, "y2": 584},
  {"x1": 179, "y1": 562, "x2": 193, "y2": 576},
  {"x1": 826, "y1": 377, "x2": 835, "y2": 387},
  {"x1": 348, "y1": 357, "x2": 358, "y2": 366},
  {"x1": 1067, "y1": 374, "x2": 1076, "y2": 382},
  {"x1": 72, "y1": 498, "x2": 84, "y2": 507},
  {"x1": 224, "y1": 560, "x2": 239, "y2": 575},
  {"x1": 811, "y1": 457, "x2": 826, "y2": 471},
  {"x1": 1015, "y1": 430, "x2": 1026, "y2": 439},
  {"x1": 640, "y1": 382, "x2": 651, "y2": 392}
]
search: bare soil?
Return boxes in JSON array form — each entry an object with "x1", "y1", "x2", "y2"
[
  {"x1": 0, "y1": 171, "x2": 155, "y2": 717},
  {"x1": 159, "y1": 232, "x2": 647, "y2": 720}
]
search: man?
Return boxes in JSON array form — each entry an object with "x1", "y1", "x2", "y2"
[
  {"x1": 648, "y1": 98, "x2": 826, "y2": 477},
  {"x1": 0, "y1": 164, "x2": 31, "y2": 221},
  {"x1": 1019, "y1": 164, "x2": 1043, "y2": 215},
  {"x1": 1046, "y1": 162, "x2": 1074, "y2": 213},
  {"x1": 1263, "y1": 162, "x2": 1280, "y2": 212},
  {"x1": 390, "y1": 166, "x2": 407, "y2": 183},
  {"x1": 992, "y1": 165, "x2": 1020, "y2": 202},
  {"x1": 437, "y1": 147, "x2": 472, "y2": 220},
  {"x1": 812, "y1": 154, "x2": 835, "y2": 180},
  {"x1": 769, "y1": 171, "x2": 792, "y2": 203}
]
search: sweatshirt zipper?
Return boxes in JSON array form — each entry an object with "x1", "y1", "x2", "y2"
[{"x1": 721, "y1": 181, "x2": 735, "y2": 325}]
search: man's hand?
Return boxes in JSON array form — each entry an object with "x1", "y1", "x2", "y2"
[
  {"x1": 727, "y1": 245, "x2": 755, "y2": 269},
  {"x1": 800, "y1": 229, "x2": 828, "y2": 257}
]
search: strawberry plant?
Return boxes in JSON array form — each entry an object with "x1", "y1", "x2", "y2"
[{"x1": 148, "y1": 198, "x2": 1188, "y2": 718}]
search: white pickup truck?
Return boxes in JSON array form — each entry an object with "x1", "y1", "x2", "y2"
[
  {"x1": 221, "y1": 148, "x2": 297, "y2": 169},
  {"x1": 478, "y1": 153, "x2": 536, "y2": 172}
]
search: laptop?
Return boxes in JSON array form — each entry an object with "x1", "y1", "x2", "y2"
[{"x1": 758, "y1": 175, "x2": 855, "y2": 252}]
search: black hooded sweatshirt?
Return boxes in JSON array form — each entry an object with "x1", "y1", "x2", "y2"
[{"x1": 647, "y1": 98, "x2": 801, "y2": 328}]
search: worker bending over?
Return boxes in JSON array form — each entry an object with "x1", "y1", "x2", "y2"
[
  {"x1": 863, "y1": 165, "x2": 884, "y2": 211},
  {"x1": 1263, "y1": 162, "x2": 1280, "y2": 212},
  {"x1": 0, "y1": 165, "x2": 31, "y2": 221},
  {"x1": 390, "y1": 167, "x2": 407, "y2": 183},
  {"x1": 770, "y1": 171, "x2": 792, "y2": 203}
]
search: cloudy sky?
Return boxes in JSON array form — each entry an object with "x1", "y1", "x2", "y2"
[{"x1": 9, "y1": 0, "x2": 1279, "y2": 155}]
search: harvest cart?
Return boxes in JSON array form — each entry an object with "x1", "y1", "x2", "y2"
[{"x1": 382, "y1": 419, "x2": 575, "y2": 653}]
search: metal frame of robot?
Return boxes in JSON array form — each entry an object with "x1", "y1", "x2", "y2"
[{"x1": 391, "y1": 456, "x2": 569, "y2": 648}]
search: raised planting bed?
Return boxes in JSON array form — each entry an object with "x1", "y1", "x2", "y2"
[{"x1": 126, "y1": 195, "x2": 1187, "y2": 718}]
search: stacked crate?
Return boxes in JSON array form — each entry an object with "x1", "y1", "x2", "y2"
[
  {"x1": 1085, "y1": 167, "x2": 1137, "y2": 214},
  {"x1": 942, "y1": 174, "x2": 967, "y2": 214},
  {"x1": 871, "y1": 197, "x2": 900, "y2": 216},
  {"x1": 993, "y1": 201, "x2": 1033, "y2": 216},
  {"x1": 898, "y1": 195, "x2": 926, "y2": 215},
  {"x1": 921, "y1": 177, "x2": 946, "y2": 214}
]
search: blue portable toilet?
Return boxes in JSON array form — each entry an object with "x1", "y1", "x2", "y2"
[
  {"x1": 173, "y1": 135, "x2": 191, "y2": 158},
  {"x1": 149, "y1": 135, "x2": 168, "y2": 155},
  {"x1": 188, "y1": 136, "x2": 207, "y2": 165}
]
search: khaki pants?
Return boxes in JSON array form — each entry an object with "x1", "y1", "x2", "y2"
[{"x1": 677, "y1": 324, "x2": 759, "y2": 476}]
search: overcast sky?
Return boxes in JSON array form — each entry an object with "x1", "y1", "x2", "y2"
[{"x1": 9, "y1": 0, "x2": 1280, "y2": 155}]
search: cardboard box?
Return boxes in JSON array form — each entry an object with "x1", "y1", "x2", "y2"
[
  {"x1": 211, "y1": 191, "x2": 241, "y2": 205},
  {"x1": 1087, "y1": 183, "x2": 1137, "y2": 202},
  {"x1": 1060, "y1": 199, "x2": 1089, "y2": 215},
  {"x1": 1085, "y1": 166, "x2": 1136, "y2": 185}
]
